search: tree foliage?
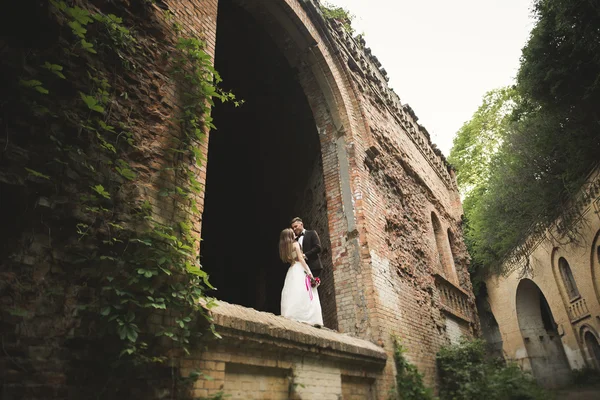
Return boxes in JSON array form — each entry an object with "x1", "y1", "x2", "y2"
[
  {"x1": 450, "y1": 0, "x2": 600, "y2": 280},
  {"x1": 449, "y1": 87, "x2": 517, "y2": 196},
  {"x1": 437, "y1": 339, "x2": 547, "y2": 400}
]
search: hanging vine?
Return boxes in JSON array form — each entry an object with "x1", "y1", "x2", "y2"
[{"x1": 1, "y1": 0, "x2": 238, "y2": 397}]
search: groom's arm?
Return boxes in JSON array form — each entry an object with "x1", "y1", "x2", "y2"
[{"x1": 304, "y1": 231, "x2": 322, "y2": 258}]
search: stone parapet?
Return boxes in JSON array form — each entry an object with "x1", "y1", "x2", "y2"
[
  {"x1": 206, "y1": 300, "x2": 387, "y2": 365},
  {"x1": 189, "y1": 300, "x2": 387, "y2": 399}
]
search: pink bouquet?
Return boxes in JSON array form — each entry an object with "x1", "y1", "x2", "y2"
[{"x1": 309, "y1": 275, "x2": 321, "y2": 288}]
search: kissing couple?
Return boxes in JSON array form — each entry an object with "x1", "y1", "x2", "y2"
[{"x1": 278, "y1": 217, "x2": 324, "y2": 327}]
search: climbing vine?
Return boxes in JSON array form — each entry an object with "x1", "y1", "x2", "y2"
[
  {"x1": 389, "y1": 338, "x2": 434, "y2": 400},
  {"x1": 320, "y1": 1, "x2": 355, "y2": 34},
  {"x1": 2, "y1": 0, "x2": 238, "y2": 396}
]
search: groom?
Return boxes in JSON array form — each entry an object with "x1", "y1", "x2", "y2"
[{"x1": 290, "y1": 217, "x2": 323, "y2": 278}]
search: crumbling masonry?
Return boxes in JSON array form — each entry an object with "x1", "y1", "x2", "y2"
[{"x1": 0, "y1": 0, "x2": 478, "y2": 398}]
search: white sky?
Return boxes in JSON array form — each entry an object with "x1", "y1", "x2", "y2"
[{"x1": 327, "y1": 0, "x2": 535, "y2": 156}]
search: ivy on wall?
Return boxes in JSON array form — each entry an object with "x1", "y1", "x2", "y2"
[{"x1": 1, "y1": 0, "x2": 238, "y2": 397}]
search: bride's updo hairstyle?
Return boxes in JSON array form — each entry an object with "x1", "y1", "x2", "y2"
[{"x1": 279, "y1": 228, "x2": 295, "y2": 264}]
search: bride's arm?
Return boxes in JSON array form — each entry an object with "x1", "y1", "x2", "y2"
[{"x1": 293, "y1": 242, "x2": 312, "y2": 275}]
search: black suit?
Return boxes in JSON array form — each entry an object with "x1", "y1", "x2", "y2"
[{"x1": 298, "y1": 230, "x2": 323, "y2": 278}]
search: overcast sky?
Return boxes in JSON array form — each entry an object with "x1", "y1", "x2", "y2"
[{"x1": 328, "y1": 0, "x2": 535, "y2": 156}]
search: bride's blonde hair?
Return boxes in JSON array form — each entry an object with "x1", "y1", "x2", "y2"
[{"x1": 279, "y1": 228, "x2": 296, "y2": 264}]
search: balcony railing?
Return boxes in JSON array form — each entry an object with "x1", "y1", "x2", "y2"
[
  {"x1": 434, "y1": 274, "x2": 472, "y2": 322},
  {"x1": 568, "y1": 297, "x2": 590, "y2": 323}
]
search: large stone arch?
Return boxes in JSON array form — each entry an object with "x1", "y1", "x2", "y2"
[
  {"x1": 200, "y1": 0, "x2": 372, "y2": 335},
  {"x1": 580, "y1": 324, "x2": 600, "y2": 370},
  {"x1": 515, "y1": 278, "x2": 571, "y2": 388},
  {"x1": 591, "y1": 230, "x2": 600, "y2": 304}
]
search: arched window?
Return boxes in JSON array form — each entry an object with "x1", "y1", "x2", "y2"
[
  {"x1": 447, "y1": 228, "x2": 457, "y2": 265},
  {"x1": 431, "y1": 212, "x2": 457, "y2": 283},
  {"x1": 431, "y1": 212, "x2": 445, "y2": 270},
  {"x1": 559, "y1": 257, "x2": 580, "y2": 300}
]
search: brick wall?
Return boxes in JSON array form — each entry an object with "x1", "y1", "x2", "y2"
[
  {"x1": 295, "y1": 157, "x2": 338, "y2": 329},
  {"x1": 223, "y1": 364, "x2": 290, "y2": 399},
  {"x1": 342, "y1": 375, "x2": 376, "y2": 400},
  {"x1": 185, "y1": 301, "x2": 386, "y2": 399},
  {"x1": 310, "y1": 9, "x2": 478, "y2": 391},
  {"x1": 1, "y1": 0, "x2": 220, "y2": 397},
  {"x1": 1, "y1": 0, "x2": 479, "y2": 397},
  {"x1": 176, "y1": 0, "x2": 478, "y2": 394}
]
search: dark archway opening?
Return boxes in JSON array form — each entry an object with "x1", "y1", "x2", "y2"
[
  {"x1": 200, "y1": 0, "x2": 324, "y2": 315},
  {"x1": 516, "y1": 279, "x2": 571, "y2": 388},
  {"x1": 475, "y1": 283, "x2": 504, "y2": 359},
  {"x1": 584, "y1": 331, "x2": 600, "y2": 370}
]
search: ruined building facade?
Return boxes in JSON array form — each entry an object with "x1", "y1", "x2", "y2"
[
  {"x1": 170, "y1": 0, "x2": 478, "y2": 397},
  {"x1": 483, "y1": 168, "x2": 600, "y2": 388},
  {"x1": 0, "y1": 0, "x2": 477, "y2": 398}
]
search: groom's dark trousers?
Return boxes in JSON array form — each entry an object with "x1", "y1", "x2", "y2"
[{"x1": 301, "y1": 230, "x2": 323, "y2": 278}]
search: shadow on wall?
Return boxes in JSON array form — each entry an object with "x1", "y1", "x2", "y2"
[
  {"x1": 476, "y1": 283, "x2": 504, "y2": 360},
  {"x1": 515, "y1": 278, "x2": 571, "y2": 388}
]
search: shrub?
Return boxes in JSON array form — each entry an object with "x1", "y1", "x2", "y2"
[
  {"x1": 390, "y1": 338, "x2": 435, "y2": 400},
  {"x1": 571, "y1": 367, "x2": 600, "y2": 386},
  {"x1": 437, "y1": 339, "x2": 548, "y2": 400}
]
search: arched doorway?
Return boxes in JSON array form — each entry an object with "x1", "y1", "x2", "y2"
[
  {"x1": 200, "y1": 0, "x2": 345, "y2": 329},
  {"x1": 583, "y1": 328, "x2": 600, "y2": 370},
  {"x1": 516, "y1": 279, "x2": 571, "y2": 387}
]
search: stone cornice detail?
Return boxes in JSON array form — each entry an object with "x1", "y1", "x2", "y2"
[
  {"x1": 203, "y1": 300, "x2": 387, "y2": 367},
  {"x1": 503, "y1": 166, "x2": 600, "y2": 273},
  {"x1": 300, "y1": 0, "x2": 457, "y2": 190}
]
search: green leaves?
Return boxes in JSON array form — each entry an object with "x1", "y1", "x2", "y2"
[
  {"x1": 91, "y1": 184, "x2": 110, "y2": 199},
  {"x1": 450, "y1": 0, "x2": 600, "y2": 278},
  {"x1": 66, "y1": 6, "x2": 93, "y2": 25},
  {"x1": 68, "y1": 21, "x2": 88, "y2": 39},
  {"x1": 81, "y1": 39, "x2": 97, "y2": 54},
  {"x1": 449, "y1": 87, "x2": 517, "y2": 196},
  {"x1": 96, "y1": 133, "x2": 116, "y2": 153},
  {"x1": 25, "y1": 0, "x2": 224, "y2": 381},
  {"x1": 24, "y1": 167, "x2": 50, "y2": 180},
  {"x1": 391, "y1": 337, "x2": 433, "y2": 400},
  {"x1": 42, "y1": 62, "x2": 66, "y2": 79},
  {"x1": 117, "y1": 321, "x2": 139, "y2": 343},
  {"x1": 79, "y1": 92, "x2": 104, "y2": 113},
  {"x1": 437, "y1": 339, "x2": 547, "y2": 400},
  {"x1": 19, "y1": 79, "x2": 49, "y2": 94},
  {"x1": 116, "y1": 166, "x2": 136, "y2": 181},
  {"x1": 137, "y1": 268, "x2": 158, "y2": 278},
  {"x1": 320, "y1": 2, "x2": 355, "y2": 34}
]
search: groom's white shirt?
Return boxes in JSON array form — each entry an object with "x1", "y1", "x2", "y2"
[{"x1": 298, "y1": 229, "x2": 306, "y2": 248}]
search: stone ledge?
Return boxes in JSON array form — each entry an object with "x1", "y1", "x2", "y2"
[{"x1": 203, "y1": 300, "x2": 387, "y2": 366}]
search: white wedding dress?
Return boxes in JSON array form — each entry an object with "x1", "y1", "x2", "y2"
[{"x1": 280, "y1": 257, "x2": 323, "y2": 326}]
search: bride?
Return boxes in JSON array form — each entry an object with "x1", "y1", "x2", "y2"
[{"x1": 279, "y1": 228, "x2": 323, "y2": 326}]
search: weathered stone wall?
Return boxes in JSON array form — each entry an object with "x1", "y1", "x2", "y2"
[
  {"x1": 317, "y1": 14, "x2": 478, "y2": 388},
  {"x1": 1, "y1": 0, "x2": 477, "y2": 397},
  {"x1": 0, "y1": 0, "x2": 218, "y2": 397},
  {"x1": 173, "y1": 1, "x2": 478, "y2": 393},
  {"x1": 486, "y1": 169, "x2": 600, "y2": 387},
  {"x1": 294, "y1": 157, "x2": 338, "y2": 329},
  {"x1": 184, "y1": 301, "x2": 386, "y2": 399}
]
